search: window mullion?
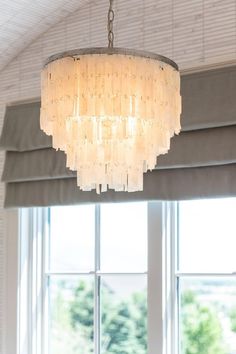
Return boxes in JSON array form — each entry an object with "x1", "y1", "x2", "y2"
[
  {"x1": 176, "y1": 277, "x2": 180, "y2": 354},
  {"x1": 170, "y1": 202, "x2": 179, "y2": 354},
  {"x1": 148, "y1": 201, "x2": 164, "y2": 354},
  {"x1": 176, "y1": 272, "x2": 236, "y2": 277},
  {"x1": 95, "y1": 276, "x2": 101, "y2": 354},
  {"x1": 32, "y1": 207, "x2": 47, "y2": 354},
  {"x1": 159, "y1": 201, "x2": 179, "y2": 354},
  {"x1": 31, "y1": 208, "x2": 38, "y2": 354},
  {"x1": 42, "y1": 208, "x2": 50, "y2": 354},
  {"x1": 94, "y1": 204, "x2": 101, "y2": 354}
]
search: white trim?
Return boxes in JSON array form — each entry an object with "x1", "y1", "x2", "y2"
[
  {"x1": 18, "y1": 208, "x2": 30, "y2": 354},
  {"x1": 94, "y1": 204, "x2": 101, "y2": 354},
  {"x1": 147, "y1": 201, "x2": 164, "y2": 354},
  {"x1": 176, "y1": 272, "x2": 236, "y2": 277},
  {"x1": 18, "y1": 208, "x2": 47, "y2": 354},
  {"x1": 168, "y1": 202, "x2": 179, "y2": 354},
  {"x1": 42, "y1": 208, "x2": 50, "y2": 354},
  {"x1": 5, "y1": 209, "x2": 19, "y2": 354},
  {"x1": 160, "y1": 202, "x2": 178, "y2": 354},
  {"x1": 45, "y1": 271, "x2": 147, "y2": 276}
]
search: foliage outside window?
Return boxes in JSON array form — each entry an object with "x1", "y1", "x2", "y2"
[
  {"x1": 19, "y1": 199, "x2": 236, "y2": 354},
  {"x1": 178, "y1": 199, "x2": 236, "y2": 354},
  {"x1": 47, "y1": 203, "x2": 148, "y2": 354}
]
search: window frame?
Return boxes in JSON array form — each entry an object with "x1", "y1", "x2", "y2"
[
  {"x1": 13, "y1": 199, "x2": 236, "y2": 354},
  {"x1": 18, "y1": 208, "x2": 48, "y2": 354},
  {"x1": 44, "y1": 203, "x2": 148, "y2": 354},
  {"x1": 173, "y1": 199, "x2": 236, "y2": 354},
  {"x1": 18, "y1": 201, "x2": 172, "y2": 354},
  {"x1": 4, "y1": 209, "x2": 19, "y2": 354}
]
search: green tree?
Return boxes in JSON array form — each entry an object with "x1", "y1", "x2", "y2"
[
  {"x1": 70, "y1": 281, "x2": 147, "y2": 354},
  {"x1": 103, "y1": 301, "x2": 139, "y2": 354},
  {"x1": 54, "y1": 281, "x2": 227, "y2": 354},
  {"x1": 70, "y1": 280, "x2": 94, "y2": 352},
  {"x1": 181, "y1": 290, "x2": 226, "y2": 354},
  {"x1": 230, "y1": 306, "x2": 236, "y2": 332},
  {"x1": 132, "y1": 292, "x2": 147, "y2": 351},
  {"x1": 51, "y1": 280, "x2": 93, "y2": 354}
]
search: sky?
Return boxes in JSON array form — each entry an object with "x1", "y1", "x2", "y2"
[
  {"x1": 49, "y1": 202, "x2": 147, "y2": 296},
  {"x1": 49, "y1": 202, "x2": 147, "y2": 273},
  {"x1": 48, "y1": 198, "x2": 236, "y2": 296},
  {"x1": 179, "y1": 198, "x2": 236, "y2": 273}
]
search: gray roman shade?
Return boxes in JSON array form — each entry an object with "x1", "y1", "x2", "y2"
[{"x1": 1, "y1": 65, "x2": 236, "y2": 207}]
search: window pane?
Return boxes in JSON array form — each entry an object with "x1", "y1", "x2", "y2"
[
  {"x1": 49, "y1": 205, "x2": 95, "y2": 272},
  {"x1": 178, "y1": 198, "x2": 236, "y2": 272},
  {"x1": 179, "y1": 277, "x2": 236, "y2": 354},
  {"x1": 49, "y1": 276, "x2": 94, "y2": 354},
  {"x1": 100, "y1": 202, "x2": 147, "y2": 272},
  {"x1": 101, "y1": 275, "x2": 147, "y2": 354}
]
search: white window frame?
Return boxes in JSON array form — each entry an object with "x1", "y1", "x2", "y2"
[
  {"x1": 8, "y1": 199, "x2": 236, "y2": 354},
  {"x1": 4, "y1": 209, "x2": 19, "y2": 354},
  {"x1": 13, "y1": 201, "x2": 177, "y2": 354},
  {"x1": 17, "y1": 208, "x2": 48, "y2": 354},
  {"x1": 173, "y1": 200, "x2": 236, "y2": 354}
]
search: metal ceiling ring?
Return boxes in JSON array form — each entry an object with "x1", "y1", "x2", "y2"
[{"x1": 44, "y1": 47, "x2": 179, "y2": 71}]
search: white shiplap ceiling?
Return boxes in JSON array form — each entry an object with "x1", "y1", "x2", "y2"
[
  {"x1": 0, "y1": 0, "x2": 90, "y2": 72},
  {"x1": 0, "y1": 0, "x2": 236, "y2": 75}
]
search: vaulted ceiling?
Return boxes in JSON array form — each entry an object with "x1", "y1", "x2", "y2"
[
  {"x1": 0, "y1": 0, "x2": 90, "y2": 72},
  {"x1": 1, "y1": 0, "x2": 236, "y2": 76}
]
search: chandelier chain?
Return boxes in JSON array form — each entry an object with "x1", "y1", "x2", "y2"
[{"x1": 107, "y1": 0, "x2": 114, "y2": 48}]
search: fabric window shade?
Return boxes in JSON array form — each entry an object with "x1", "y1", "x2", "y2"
[{"x1": 1, "y1": 66, "x2": 236, "y2": 207}]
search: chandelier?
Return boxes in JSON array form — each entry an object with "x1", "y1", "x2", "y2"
[{"x1": 40, "y1": 0, "x2": 181, "y2": 193}]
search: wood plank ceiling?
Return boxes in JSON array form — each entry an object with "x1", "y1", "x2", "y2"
[
  {"x1": 1, "y1": 0, "x2": 236, "y2": 74},
  {"x1": 0, "y1": 0, "x2": 90, "y2": 73}
]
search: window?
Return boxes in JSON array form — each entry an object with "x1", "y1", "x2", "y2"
[
  {"x1": 48, "y1": 203, "x2": 147, "y2": 354},
  {"x1": 176, "y1": 199, "x2": 236, "y2": 354},
  {"x1": 19, "y1": 202, "x2": 164, "y2": 354},
  {"x1": 20, "y1": 199, "x2": 236, "y2": 354}
]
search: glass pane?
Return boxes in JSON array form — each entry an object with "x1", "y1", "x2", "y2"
[
  {"x1": 179, "y1": 277, "x2": 236, "y2": 354},
  {"x1": 100, "y1": 202, "x2": 147, "y2": 272},
  {"x1": 178, "y1": 198, "x2": 236, "y2": 273},
  {"x1": 49, "y1": 276, "x2": 94, "y2": 354},
  {"x1": 49, "y1": 205, "x2": 95, "y2": 272},
  {"x1": 101, "y1": 275, "x2": 147, "y2": 354}
]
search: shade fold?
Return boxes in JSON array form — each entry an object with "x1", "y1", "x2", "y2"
[
  {"x1": 2, "y1": 125, "x2": 236, "y2": 184},
  {"x1": 5, "y1": 164, "x2": 236, "y2": 208},
  {"x1": 1, "y1": 65, "x2": 236, "y2": 207}
]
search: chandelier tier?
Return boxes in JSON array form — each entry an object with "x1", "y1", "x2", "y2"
[{"x1": 40, "y1": 2, "x2": 181, "y2": 194}]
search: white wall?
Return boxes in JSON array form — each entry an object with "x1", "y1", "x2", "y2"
[{"x1": 1, "y1": 0, "x2": 236, "y2": 352}]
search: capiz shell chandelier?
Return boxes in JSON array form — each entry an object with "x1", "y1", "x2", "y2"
[{"x1": 40, "y1": 0, "x2": 181, "y2": 193}]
